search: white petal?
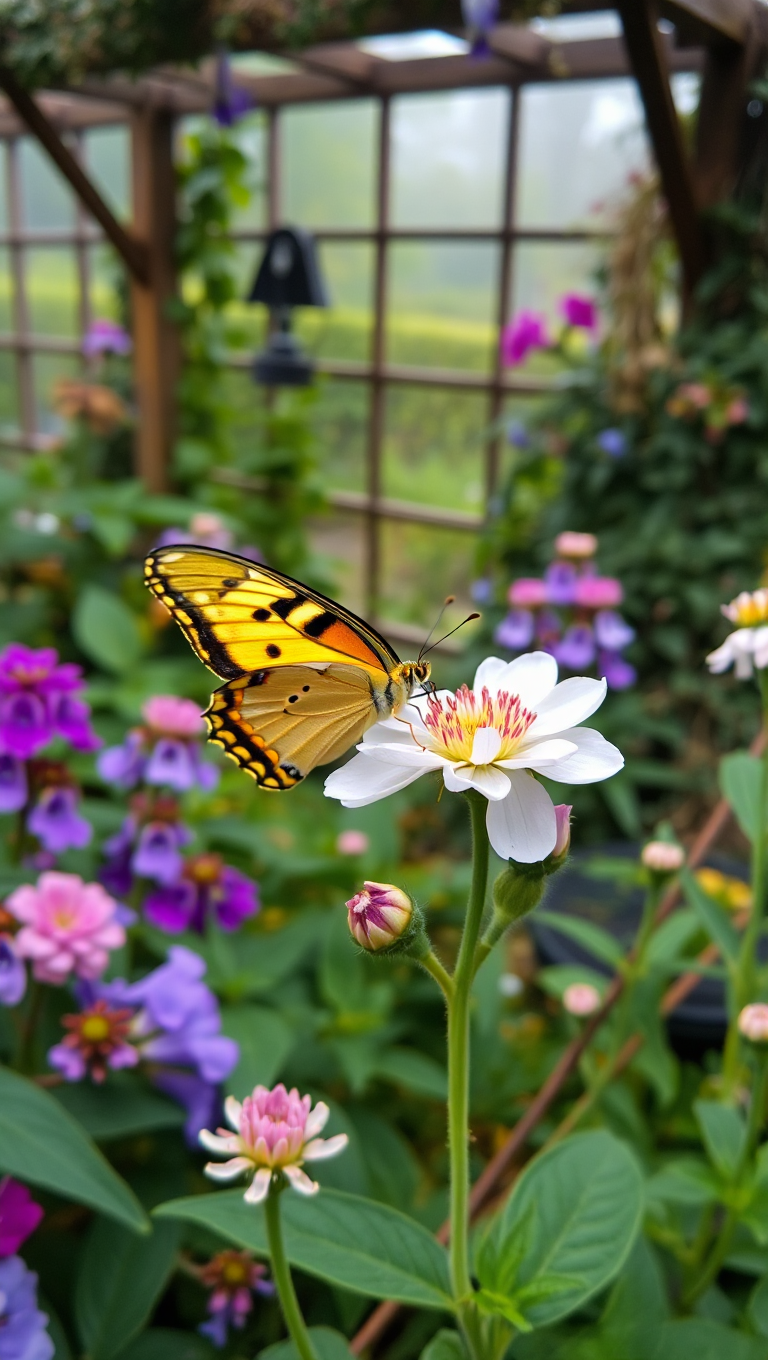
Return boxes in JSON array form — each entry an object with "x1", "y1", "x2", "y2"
[
  {"x1": 244, "y1": 1168, "x2": 272, "y2": 1204},
  {"x1": 284, "y1": 1164, "x2": 319, "y2": 1196},
  {"x1": 199, "y1": 1129, "x2": 240, "y2": 1155},
  {"x1": 324, "y1": 752, "x2": 428, "y2": 807},
  {"x1": 499, "y1": 737, "x2": 578, "y2": 769},
  {"x1": 705, "y1": 636, "x2": 737, "y2": 673},
  {"x1": 360, "y1": 742, "x2": 443, "y2": 770},
  {"x1": 224, "y1": 1095, "x2": 242, "y2": 1131},
  {"x1": 497, "y1": 651, "x2": 559, "y2": 707},
  {"x1": 527, "y1": 676, "x2": 607, "y2": 737},
  {"x1": 472, "y1": 656, "x2": 510, "y2": 694},
  {"x1": 302, "y1": 1133, "x2": 349, "y2": 1162},
  {"x1": 540, "y1": 726, "x2": 624, "y2": 784},
  {"x1": 754, "y1": 628, "x2": 768, "y2": 669},
  {"x1": 471, "y1": 726, "x2": 502, "y2": 765},
  {"x1": 204, "y1": 1157, "x2": 252, "y2": 1181},
  {"x1": 443, "y1": 761, "x2": 511, "y2": 801},
  {"x1": 304, "y1": 1101, "x2": 330, "y2": 1139},
  {"x1": 485, "y1": 771, "x2": 557, "y2": 863},
  {"x1": 361, "y1": 716, "x2": 419, "y2": 746}
]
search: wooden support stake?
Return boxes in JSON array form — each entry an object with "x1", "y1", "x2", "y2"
[
  {"x1": 695, "y1": 5, "x2": 765, "y2": 208},
  {"x1": 130, "y1": 107, "x2": 181, "y2": 492}
]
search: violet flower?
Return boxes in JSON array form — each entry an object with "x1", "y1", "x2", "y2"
[
  {"x1": 560, "y1": 293, "x2": 597, "y2": 331},
  {"x1": 27, "y1": 787, "x2": 92, "y2": 856},
  {"x1": 48, "y1": 998, "x2": 138, "y2": 1084},
  {"x1": 544, "y1": 561, "x2": 578, "y2": 606},
  {"x1": 100, "y1": 798, "x2": 192, "y2": 894},
  {"x1": 144, "y1": 855, "x2": 259, "y2": 934},
  {"x1": 199, "y1": 1251, "x2": 273, "y2": 1347},
  {"x1": 0, "y1": 756, "x2": 26, "y2": 814},
  {"x1": 599, "y1": 650, "x2": 637, "y2": 690},
  {"x1": 597, "y1": 428, "x2": 627, "y2": 458},
  {"x1": 0, "y1": 644, "x2": 100, "y2": 759},
  {"x1": 0, "y1": 936, "x2": 26, "y2": 1007},
  {"x1": 0, "y1": 1255, "x2": 53, "y2": 1360},
  {"x1": 462, "y1": 0, "x2": 499, "y2": 56},
  {"x1": 0, "y1": 1179, "x2": 43, "y2": 1258},
  {"x1": 494, "y1": 609, "x2": 535, "y2": 652},
  {"x1": 500, "y1": 312, "x2": 549, "y2": 367},
  {"x1": 594, "y1": 610, "x2": 635, "y2": 651},
  {"x1": 82, "y1": 319, "x2": 132, "y2": 358},
  {"x1": 553, "y1": 624, "x2": 596, "y2": 671},
  {"x1": 213, "y1": 50, "x2": 252, "y2": 128},
  {"x1": 98, "y1": 696, "x2": 218, "y2": 793}
]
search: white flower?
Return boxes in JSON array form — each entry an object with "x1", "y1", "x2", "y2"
[
  {"x1": 707, "y1": 589, "x2": 768, "y2": 679},
  {"x1": 324, "y1": 653, "x2": 623, "y2": 864}
]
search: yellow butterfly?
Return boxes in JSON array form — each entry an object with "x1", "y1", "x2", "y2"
[{"x1": 143, "y1": 545, "x2": 432, "y2": 790}]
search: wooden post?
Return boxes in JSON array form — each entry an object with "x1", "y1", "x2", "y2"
[
  {"x1": 695, "y1": 8, "x2": 765, "y2": 208},
  {"x1": 130, "y1": 106, "x2": 180, "y2": 492}
]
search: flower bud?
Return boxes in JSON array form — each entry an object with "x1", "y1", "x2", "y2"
[
  {"x1": 554, "y1": 531, "x2": 597, "y2": 560},
  {"x1": 491, "y1": 861, "x2": 546, "y2": 927},
  {"x1": 550, "y1": 805, "x2": 572, "y2": 866},
  {"x1": 738, "y1": 1003, "x2": 768, "y2": 1044},
  {"x1": 336, "y1": 829, "x2": 369, "y2": 856},
  {"x1": 346, "y1": 881, "x2": 414, "y2": 953},
  {"x1": 641, "y1": 841, "x2": 684, "y2": 874},
  {"x1": 563, "y1": 982, "x2": 601, "y2": 1017}
]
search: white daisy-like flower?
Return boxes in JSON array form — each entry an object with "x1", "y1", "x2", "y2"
[
  {"x1": 706, "y1": 589, "x2": 768, "y2": 679},
  {"x1": 324, "y1": 653, "x2": 624, "y2": 864}
]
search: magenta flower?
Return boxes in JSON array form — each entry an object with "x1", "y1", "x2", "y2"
[
  {"x1": 199, "y1": 1251, "x2": 273, "y2": 1347},
  {"x1": 0, "y1": 756, "x2": 27, "y2": 813},
  {"x1": 201, "y1": 1083, "x2": 348, "y2": 1204},
  {"x1": 27, "y1": 787, "x2": 92, "y2": 855},
  {"x1": 47, "y1": 999, "x2": 138, "y2": 1084},
  {"x1": 0, "y1": 1179, "x2": 43, "y2": 1257},
  {"x1": 508, "y1": 579, "x2": 547, "y2": 609},
  {"x1": 346, "y1": 882, "x2": 413, "y2": 952},
  {"x1": 500, "y1": 312, "x2": 549, "y2": 367},
  {"x1": 98, "y1": 695, "x2": 217, "y2": 793},
  {"x1": 560, "y1": 293, "x2": 597, "y2": 331},
  {"x1": 7, "y1": 872, "x2": 125, "y2": 984},
  {"x1": 573, "y1": 576, "x2": 623, "y2": 609},
  {"x1": 0, "y1": 645, "x2": 100, "y2": 759},
  {"x1": 544, "y1": 562, "x2": 578, "y2": 606},
  {"x1": 0, "y1": 935, "x2": 26, "y2": 1006},
  {"x1": 144, "y1": 855, "x2": 259, "y2": 934},
  {"x1": 82, "y1": 318, "x2": 132, "y2": 358}
]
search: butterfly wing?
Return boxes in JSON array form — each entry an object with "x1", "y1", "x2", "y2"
[
  {"x1": 144, "y1": 545, "x2": 399, "y2": 682},
  {"x1": 206, "y1": 664, "x2": 383, "y2": 789}
]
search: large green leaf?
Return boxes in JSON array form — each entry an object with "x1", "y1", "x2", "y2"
[
  {"x1": 420, "y1": 1332, "x2": 467, "y2": 1360},
  {"x1": 220, "y1": 1004, "x2": 294, "y2": 1096},
  {"x1": 680, "y1": 870, "x2": 740, "y2": 966},
  {"x1": 115, "y1": 1331, "x2": 214, "y2": 1360},
  {"x1": 75, "y1": 1218, "x2": 181, "y2": 1360},
  {"x1": 372, "y1": 1048, "x2": 448, "y2": 1100},
  {"x1": 645, "y1": 1157, "x2": 720, "y2": 1207},
  {"x1": 694, "y1": 1100, "x2": 746, "y2": 1181},
  {"x1": 476, "y1": 1130, "x2": 643, "y2": 1329},
  {"x1": 0, "y1": 1067, "x2": 147, "y2": 1233},
  {"x1": 259, "y1": 1328, "x2": 353, "y2": 1360},
  {"x1": 73, "y1": 586, "x2": 144, "y2": 674},
  {"x1": 189, "y1": 914, "x2": 323, "y2": 999},
  {"x1": 720, "y1": 751, "x2": 764, "y2": 843},
  {"x1": 155, "y1": 1188, "x2": 452, "y2": 1309},
  {"x1": 53, "y1": 1081, "x2": 184, "y2": 1141},
  {"x1": 655, "y1": 1318, "x2": 765, "y2": 1360},
  {"x1": 534, "y1": 911, "x2": 623, "y2": 969}
]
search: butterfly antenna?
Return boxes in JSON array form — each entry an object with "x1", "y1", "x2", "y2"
[
  {"x1": 419, "y1": 596, "x2": 455, "y2": 663},
  {"x1": 421, "y1": 612, "x2": 481, "y2": 660}
]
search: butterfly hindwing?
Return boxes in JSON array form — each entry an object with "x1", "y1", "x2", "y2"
[
  {"x1": 205, "y1": 664, "x2": 381, "y2": 788},
  {"x1": 144, "y1": 546, "x2": 399, "y2": 682}
]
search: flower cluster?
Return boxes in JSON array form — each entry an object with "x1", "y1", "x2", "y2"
[
  {"x1": 197, "y1": 1250, "x2": 273, "y2": 1347},
  {"x1": 99, "y1": 695, "x2": 218, "y2": 793},
  {"x1": 666, "y1": 378, "x2": 748, "y2": 443},
  {"x1": 0, "y1": 1178, "x2": 52, "y2": 1360},
  {"x1": 501, "y1": 293, "x2": 597, "y2": 368},
  {"x1": 707, "y1": 588, "x2": 768, "y2": 680},
  {"x1": 494, "y1": 532, "x2": 636, "y2": 690}
]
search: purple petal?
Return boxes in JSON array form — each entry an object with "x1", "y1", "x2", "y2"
[
  {"x1": 153, "y1": 1070, "x2": 220, "y2": 1145},
  {"x1": 132, "y1": 821, "x2": 185, "y2": 885},
  {"x1": 0, "y1": 692, "x2": 50, "y2": 758},
  {"x1": 553, "y1": 624, "x2": 596, "y2": 672},
  {"x1": 593, "y1": 610, "x2": 635, "y2": 651},
  {"x1": 0, "y1": 935, "x2": 27, "y2": 1006},
  {"x1": 97, "y1": 733, "x2": 145, "y2": 788},
  {"x1": 144, "y1": 881, "x2": 196, "y2": 933},
  {"x1": 50, "y1": 693, "x2": 101, "y2": 752},
  {"x1": 0, "y1": 754, "x2": 27, "y2": 813},
  {"x1": 145, "y1": 739, "x2": 196, "y2": 791},
  {"x1": 48, "y1": 1042, "x2": 86, "y2": 1081},
  {"x1": 544, "y1": 562, "x2": 578, "y2": 607},
  {"x1": 214, "y1": 867, "x2": 259, "y2": 931},
  {"x1": 27, "y1": 787, "x2": 92, "y2": 855},
  {"x1": 599, "y1": 649, "x2": 637, "y2": 690},
  {"x1": 494, "y1": 609, "x2": 535, "y2": 652}
]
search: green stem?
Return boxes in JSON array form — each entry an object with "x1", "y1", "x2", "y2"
[
  {"x1": 264, "y1": 1182, "x2": 317, "y2": 1360},
  {"x1": 420, "y1": 949, "x2": 455, "y2": 1001},
  {"x1": 447, "y1": 792, "x2": 490, "y2": 1350}
]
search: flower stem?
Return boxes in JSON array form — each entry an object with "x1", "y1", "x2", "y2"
[
  {"x1": 447, "y1": 792, "x2": 490, "y2": 1349},
  {"x1": 264, "y1": 1182, "x2": 318, "y2": 1360},
  {"x1": 420, "y1": 949, "x2": 455, "y2": 1001}
]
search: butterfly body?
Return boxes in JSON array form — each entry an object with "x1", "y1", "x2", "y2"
[{"x1": 144, "y1": 546, "x2": 431, "y2": 790}]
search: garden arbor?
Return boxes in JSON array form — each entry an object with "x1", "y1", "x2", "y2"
[{"x1": 0, "y1": 0, "x2": 762, "y2": 624}]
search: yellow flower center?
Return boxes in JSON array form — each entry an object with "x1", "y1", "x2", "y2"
[
  {"x1": 420, "y1": 685, "x2": 534, "y2": 763},
  {"x1": 222, "y1": 1261, "x2": 249, "y2": 1285},
  {"x1": 80, "y1": 1015, "x2": 111, "y2": 1042},
  {"x1": 52, "y1": 910, "x2": 76, "y2": 929},
  {"x1": 724, "y1": 589, "x2": 768, "y2": 627}
]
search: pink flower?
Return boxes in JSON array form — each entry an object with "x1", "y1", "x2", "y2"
[
  {"x1": 7, "y1": 872, "x2": 125, "y2": 984},
  {"x1": 552, "y1": 804, "x2": 572, "y2": 859},
  {"x1": 574, "y1": 576, "x2": 623, "y2": 609},
  {"x1": 501, "y1": 312, "x2": 549, "y2": 367},
  {"x1": 142, "y1": 695, "x2": 204, "y2": 739},
  {"x1": 739, "y1": 1003, "x2": 768, "y2": 1043},
  {"x1": 563, "y1": 982, "x2": 601, "y2": 1016},
  {"x1": 641, "y1": 841, "x2": 684, "y2": 873},
  {"x1": 336, "y1": 830, "x2": 370, "y2": 856},
  {"x1": 560, "y1": 293, "x2": 597, "y2": 331},
  {"x1": 508, "y1": 578, "x2": 547, "y2": 609},
  {"x1": 0, "y1": 1178, "x2": 43, "y2": 1257},
  {"x1": 346, "y1": 881, "x2": 413, "y2": 951},
  {"x1": 200, "y1": 1083, "x2": 348, "y2": 1204},
  {"x1": 680, "y1": 382, "x2": 711, "y2": 410},
  {"x1": 554, "y1": 531, "x2": 597, "y2": 560},
  {"x1": 727, "y1": 397, "x2": 749, "y2": 425}
]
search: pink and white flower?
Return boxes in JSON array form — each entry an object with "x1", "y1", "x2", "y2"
[
  {"x1": 200, "y1": 1083, "x2": 348, "y2": 1204},
  {"x1": 325, "y1": 654, "x2": 623, "y2": 864},
  {"x1": 346, "y1": 881, "x2": 412, "y2": 951},
  {"x1": 7, "y1": 872, "x2": 125, "y2": 984},
  {"x1": 739, "y1": 1003, "x2": 768, "y2": 1044},
  {"x1": 563, "y1": 982, "x2": 601, "y2": 1016},
  {"x1": 707, "y1": 589, "x2": 768, "y2": 679}
]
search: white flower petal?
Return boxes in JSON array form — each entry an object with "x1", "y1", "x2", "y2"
[
  {"x1": 244, "y1": 1167, "x2": 272, "y2": 1204},
  {"x1": 302, "y1": 1133, "x2": 349, "y2": 1162},
  {"x1": 499, "y1": 737, "x2": 578, "y2": 769},
  {"x1": 472, "y1": 656, "x2": 510, "y2": 694},
  {"x1": 199, "y1": 1129, "x2": 240, "y2": 1155},
  {"x1": 304, "y1": 1101, "x2": 330, "y2": 1139},
  {"x1": 284, "y1": 1164, "x2": 320, "y2": 1196},
  {"x1": 540, "y1": 726, "x2": 624, "y2": 784},
  {"x1": 471, "y1": 726, "x2": 502, "y2": 765},
  {"x1": 362, "y1": 716, "x2": 419, "y2": 746},
  {"x1": 754, "y1": 627, "x2": 768, "y2": 669},
  {"x1": 443, "y1": 761, "x2": 511, "y2": 801},
  {"x1": 498, "y1": 651, "x2": 559, "y2": 707},
  {"x1": 485, "y1": 771, "x2": 557, "y2": 863},
  {"x1": 224, "y1": 1095, "x2": 242, "y2": 1131},
  {"x1": 324, "y1": 752, "x2": 429, "y2": 807},
  {"x1": 204, "y1": 1156, "x2": 252, "y2": 1182},
  {"x1": 527, "y1": 676, "x2": 607, "y2": 737},
  {"x1": 359, "y1": 741, "x2": 443, "y2": 770}
]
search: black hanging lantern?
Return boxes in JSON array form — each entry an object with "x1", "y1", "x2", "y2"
[{"x1": 248, "y1": 227, "x2": 329, "y2": 387}]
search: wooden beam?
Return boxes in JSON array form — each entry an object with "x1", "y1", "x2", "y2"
[
  {"x1": 661, "y1": 0, "x2": 753, "y2": 45},
  {"x1": 695, "y1": 5, "x2": 767, "y2": 206},
  {"x1": 617, "y1": 0, "x2": 708, "y2": 297},
  {"x1": 0, "y1": 66, "x2": 149, "y2": 285},
  {"x1": 129, "y1": 106, "x2": 181, "y2": 491}
]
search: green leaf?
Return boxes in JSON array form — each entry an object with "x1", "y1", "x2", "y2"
[
  {"x1": 655, "y1": 1318, "x2": 765, "y2": 1360},
  {"x1": 537, "y1": 965, "x2": 607, "y2": 1002},
  {"x1": 645, "y1": 908, "x2": 700, "y2": 967},
  {"x1": 0, "y1": 1067, "x2": 148, "y2": 1233},
  {"x1": 155, "y1": 1188, "x2": 452, "y2": 1309},
  {"x1": 645, "y1": 1157, "x2": 721, "y2": 1207},
  {"x1": 76, "y1": 1218, "x2": 180, "y2": 1360},
  {"x1": 115, "y1": 1331, "x2": 214, "y2": 1360},
  {"x1": 535, "y1": 911, "x2": 623, "y2": 969},
  {"x1": 73, "y1": 586, "x2": 144, "y2": 674},
  {"x1": 720, "y1": 751, "x2": 764, "y2": 843},
  {"x1": 694, "y1": 1100, "x2": 746, "y2": 1180},
  {"x1": 53, "y1": 1082, "x2": 184, "y2": 1141},
  {"x1": 258, "y1": 1327, "x2": 353, "y2": 1360},
  {"x1": 220, "y1": 1005, "x2": 293, "y2": 1096},
  {"x1": 680, "y1": 870, "x2": 740, "y2": 966},
  {"x1": 419, "y1": 1330, "x2": 468, "y2": 1360},
  {"x1": 372, "y1": 1048, "x2": 448, "y2": 1100},
  {"x1": 476, "y1": 1130, "x2": 643, "y2": 1329},
  {"x1": 189, "y1": 914, "x2": 323, "y2": 999},
  {"x1": 748, "y1": 1275, "x2": 768, "y2": 1338}
]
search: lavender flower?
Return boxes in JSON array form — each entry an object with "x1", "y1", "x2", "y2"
[
  {"x1": 0, "y1": 757, "x2": 26, "y2": 814},
  {"x1": 494, "y1": 609, "x2": 535, "y2": 652},
  {"x1": 544, "y1": 561, "x2": 578, "y2": 607},
  {"x1": 144, "y1": 855, "x2": 259, "y2": 934},
  {"x1": 461, "y1": 0, "x2": 499, "y2": 56},
  {"x1": 553, "y1": 624, "x2": 596, "y2": 671},
  {"x1": 199, "y1": 1251, "x2": 273, "y2": 1346},
  {"x1": 0, "y1": 1255, "x2": 53, "y2": 1360},
  {"x1": 0, "y1": 645, "x2": 100, "y2": 759},
  {"x1": 82, "y1": 319, "x2": 132, "y2": 358},
  {"x1": 213, "y1": 50, "x2": 252, "y2": 128},
  {"x1": 98, "y1": 696, "x2": 217, "y2": 793},
  {"x1": 0, "y1": 936, "x2": 26, "y2": 1007},
  {"x1": 27, "y1": 787, "x2": 92, "y2": 855},
  {"x1": 599, "y1": 650, "x2": 637, "y2": 690},
  {"x1": 597, "y1": 428, "x2": 627, "y2": 458},
  {"x1": 100, "y1": 795, "x2": 192, "y2": 895},
  {"x1": 594, "y1": 610, "x2": 635, "y2": 651},
  {"x1": 506, "y1": 420, "x2": 531, "y2": 449}
]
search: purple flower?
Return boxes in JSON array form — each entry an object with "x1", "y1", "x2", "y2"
[
  {"x1": 544, "y1": 561, "x2": 578, "y2": 606},
  {"x1": 599, "y1": 650, "x2": 637, "y2": 690},
  {"x1": 560, "y1": 293, "x2": 597, "y2": 331},
  {"x1": 82, "y1": 319, "x2": 132, "y2": 358},
  {"x1": 0, "y1": 937, "x2": 26, "y2": 1007},
  {"x1": 27, "y1": 787, "x2": 92, "y2": 855},
  {"x1": 0, "y1": 1180, "x2": 43, "y2": 1258},
  {"x1": 48, "y1": 998, "x2": 138, "y2": 1084},
  {"x1": 0, "y1": 645, "x2": 100, "y2": 759},
  {"x1": 154, "y1": 1070, "x2": 221, "y2": 1146},
  {"x1": 97, "y1": 731, "x2": 145, "y2": 789},
  {"x1": 0, "y1": 757, "x2": 27, "y2": 814},
  {"x1": 494, "y1": 609, "x2": 535, "y2": 652},
  {"x1": 597, "y1": 428, "x2": 627, "y2": 458},
  {"x1": 0, "y1": 1255, "x2": 53, "y2": 1360},
  {"x1": 501, "y1": 312, "x2": 549, "y2": 367},
  {"x1": 98, "y1": 696, "x2": 218, "y2": 794},
  {"x1": 462, "y1": 0, "x2": 499, "y2": 55},
  {"x1": 470, "y1": 578, "x2": 493, "y2": 605},
  {"x1": 145, "y1": 857, "x2": 259, "y2": 935},
  {"x1": 535, "y1": 609, "x2": 562, "y2": 647},
  {"x1": 594, "y1": 610, "x2": 635, "y2": 651},
  {"x1": 132, "y1": 820, "x2": 188, "y2": 885},
  {"x1": 213, "y1": 50, "x2": 252, "y2": 128},
  {"x1": 553, "y1": 625, "x2": 596, "y2": 671},
  {"x1": 507, "y1": 420, "x2": 531, "y2": 449},
  {"x1": 198, "y1": 1251, "x2": 273, "y2": 1347}
]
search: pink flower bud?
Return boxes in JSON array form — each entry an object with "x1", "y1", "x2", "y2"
[
  {"x1": 641, "y1": 841, "x2": 684, "y2": 873},
  {"x1": 336, "y1": 830, "x2": 370, "y2": 856},
  {"x1": 346, "y1": 881, "x2": 412, "y2": 952},
  {"x1": 573, "y1": 576, "x2": 623, "y2": 609},
  {"x1": 739, "y1": 1003, "x2": 768, "y2": 1043},
  {"x1": 554, "y1": 531, "x2": 597, "y2": 560},
  {"x1": 508, "y1": 578, "x2": 547, "y2": 608},
  {"x1": 553, "y1": 805, "x2": 572, "y2": 859},
  {"x1": 563, "y1": 982, "x2": 601, "y2": 1016}
]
